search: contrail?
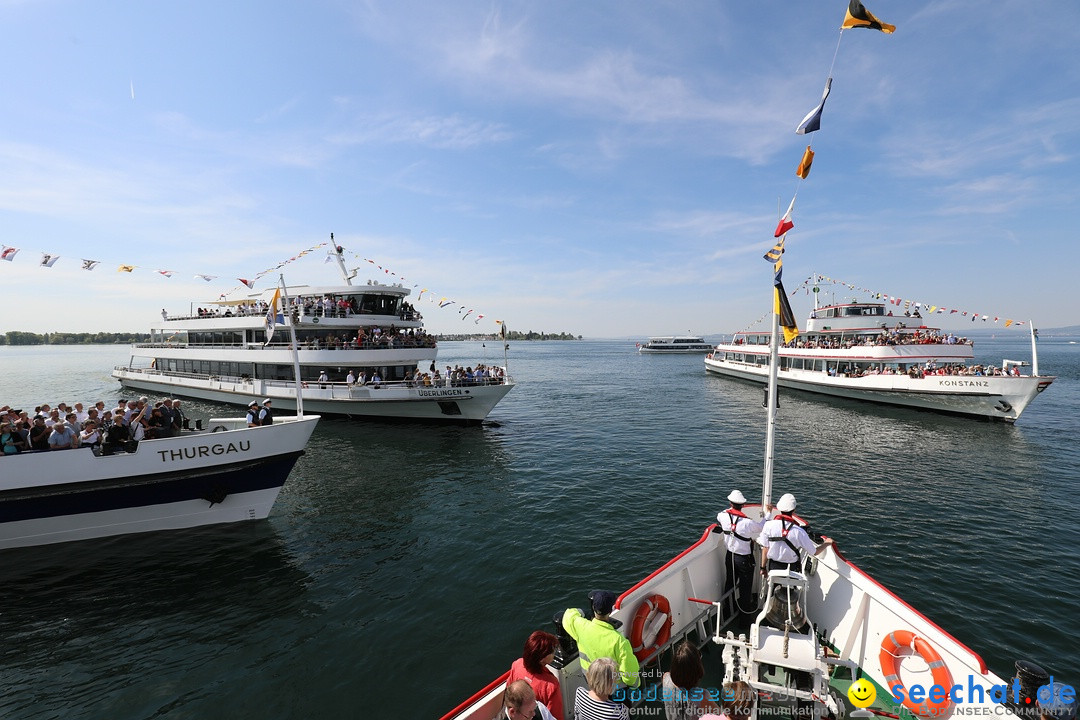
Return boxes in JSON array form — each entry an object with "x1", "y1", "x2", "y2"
[{"x1": 130, "y1": 80, "x2": 135, "y2": 100}]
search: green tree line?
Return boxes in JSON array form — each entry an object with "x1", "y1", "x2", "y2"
[{"x1": 1, "y1": 331, "x2": 150, "y2": 346}]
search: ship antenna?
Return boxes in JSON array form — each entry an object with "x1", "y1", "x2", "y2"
[{"x1": 328, "y1": 232, "x2": 357, "y2": 286}]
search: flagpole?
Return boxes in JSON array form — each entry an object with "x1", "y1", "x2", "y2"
[
  {"x1": 278, "y1": 274, "x2": 305, "y2": 417},
  {"x1": 762, "y1": 294, "x2": 780, "y2": 510},
  {"x1": 501, "y1": 324, "x2": 510, "y2": 379},
  {"x1": 1029, "y1": 320, "x2": 1039, "y2": 377}
]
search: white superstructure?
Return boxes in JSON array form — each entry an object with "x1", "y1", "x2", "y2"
[
  {"x1": 704, "y1": 300, "x2": 1053, "y2": 422},
  {"x1": 112, "y1": 244, "x2": 514, "y2": 424}
]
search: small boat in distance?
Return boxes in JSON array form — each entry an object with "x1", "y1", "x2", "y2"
[
  {"x1": 637, "y1": 335, "x2": 714, "y2": 353},
  {"x1": 0, "y1": 414, "x2": 319, "y2": 549},
  {"x1": 112, "y1": 243, "x2": 514, "y2": 425},
  {"x1": 704, "y1": 291, "x2": 1053, "y2": 422}
]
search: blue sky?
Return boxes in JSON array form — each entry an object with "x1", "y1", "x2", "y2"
[{"x1": 1, "y1": 1, "x2": 1077, "y2": 338}]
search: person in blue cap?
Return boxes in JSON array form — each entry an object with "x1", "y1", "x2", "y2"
[{"x1": 562, "y1": 590, "x2": 640, "y2": 689}]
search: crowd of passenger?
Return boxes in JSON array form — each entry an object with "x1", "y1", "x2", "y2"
[
  {"x1": 321, "y1": 363, "x2": 506, "y2": 389},
  {"x1": 0, "y1": 396, "x2": 187, "y2": 456},
  {"x1": 774, "y1": 328, "x2": 972, "y2": 350},
  {"x1": 297, "y1": 326, "x2": 436, "y2": 350},
  {"x1": 178, "y1": 296, "x2": 422, "y2": 322},
  {"x1": 833, "y1": 361, "x2": 1020, "y2": 379}
]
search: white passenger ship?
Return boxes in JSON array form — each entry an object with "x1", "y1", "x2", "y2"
[
  {"x1": 112, "y1": 246, "x2": 514, "y2": 424},
  {"x1": 638, "y1": 335, "x2": 714, "y2": 353},
  {"x1": 703, "y1": 299, "x2": 1053, "y2": 422}
]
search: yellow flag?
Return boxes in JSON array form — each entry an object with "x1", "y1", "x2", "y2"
[
  {"x1": 117, "y1": 265, "x2": 135, "y2": 273},
  {"x1": 796, "y1": 146, "x2": 815, "y2": 179}
]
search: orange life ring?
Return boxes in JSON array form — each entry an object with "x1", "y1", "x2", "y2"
[
  {"x1": 878, "y1": 630, "x2": 953, "y2": 717},
  {"x1": 629, "y1": 594, "x2": 672, "y2": 661}
]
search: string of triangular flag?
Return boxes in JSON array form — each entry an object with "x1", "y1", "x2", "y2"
[
  {"x1": 0, "y1": 241, "x2": 329, "y2": 296},
  {"x1": 339, "y1": 251, "x2": 500, "y2": 328},
  {"x1": 813, "y1": 274, "x2": 1028, "y2": 328}
]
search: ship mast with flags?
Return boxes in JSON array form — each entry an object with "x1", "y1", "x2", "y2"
[{"x1": 758, "y1": 0, "x2": 895, "y2": 509}]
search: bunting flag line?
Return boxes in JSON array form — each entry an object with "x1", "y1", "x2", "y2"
[
  {"x1": 842, "y1": 0, "x2": 896, "y2": 34},
  {"x1": 813, "y1": 274, "x2": 1028, "y2": 330},
  {"x1": 796, "y1": 77, "x2": 832, "y2": 135},
  {"x1": 81, "y1": 259, "x2": 100, "y2": 270},
  {"x1": 796, "y1": 146, "x2": 815, "y2": 179},
  {"x1": 40, "y1": 254, "x2": 60, "y2": 268},
  {"x1": 117, "y1": 265, "x2": 135, "y2": 273},
  {"x1": 1, "y1": 246, "x2": 19, "y2": 261},
  {"x1": 238, "y1": 278, "x2": 255, "y2": 289}
]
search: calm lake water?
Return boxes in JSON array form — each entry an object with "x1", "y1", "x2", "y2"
[{"x1": 0, "y1": 338, "x2": 1076, "y2": 719}]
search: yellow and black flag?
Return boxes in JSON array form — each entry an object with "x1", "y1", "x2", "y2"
[
  {"x1": 774, "y1": 259, "x2": 799, "y2": 344},
  {"x1": 763, "y1": 236, "x2": 785, "y2": 264},
  {"x1": 842, "y1": 0, "x2": 895, "y2": 33}
]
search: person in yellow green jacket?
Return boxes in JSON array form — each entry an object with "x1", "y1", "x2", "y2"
[{"x1": 561, "y1": 590, "x2": 640, "y2": 688}]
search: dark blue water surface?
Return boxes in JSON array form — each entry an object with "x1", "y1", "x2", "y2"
[{"x1": 0, "y1": 339, "x2": 1076, "y2": 719}]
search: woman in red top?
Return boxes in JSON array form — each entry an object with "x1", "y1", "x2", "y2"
[{"x1": 506, "y1": 631, "x2": 563, "y2": 720}]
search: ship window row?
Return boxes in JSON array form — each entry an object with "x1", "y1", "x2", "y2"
[
  {"x1": 723, "y1": 352, "x2": 942, "y2": 375},
  {"x1": 156, "y1": 359, "x2": 413, "y2": 382},
  {"x1": 813, "y1": 306, "x2": 885, "y2": 319},
  {"x1": 148, "y1": 329, "x2": 433, "y2": 348}
]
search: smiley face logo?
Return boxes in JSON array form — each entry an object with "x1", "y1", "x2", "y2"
[{"x1": 848, "y1": 678, "x2": 877, "y2": 708}]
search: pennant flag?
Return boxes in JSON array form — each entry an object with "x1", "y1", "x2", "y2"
[
  {"x1": 796, "y1": 77, "x2": 832, "y2": 135},
  {"x1": 500, "y1": 322, "x2": 507, "y2": 339},
  {"x1": 774, "y1": 196, "x2": 796, "y2": 237},
  {"x1": 81, "y1": 259, "x2": 100, "y2": 271},
  {"x1": 40, "y1": 253, "x2": 60, "y2": 268},
  {"x1": 117, "y1": 265, "x2": 135, "y2": 273},
  {"x1": 1, "y1": 246, "x2": 20, "y2": 261},
  {"x1": 764, "y1": 237, "x2": 785, "y2": 264},
  {"x1": 796, "y1": 146, "x2": 815, "y2": 179},
  {"x1": 324, "y1": 254, "x2": 334, "y2": 264},
  {"x1": 842, "y1": 0, "x2": 896, "y2": 34},
  {"x1": 439, "y1": 299, "x2": 454, "y2": 308},
  {"x1": 157, "y1": 270, "x2": 175, "y2": 278},
  {"x1": 774, "y1": 260, "x2": 799, "y2": 344},
  {"x1": 462, "y1": 310, "x2": 474, "y2": 320},
  {"x1": 238, "y1": 278, "x2": 255, "y2": 289},
  {"x1": 264, "y1": 288, "x2": 282, "y2": 345},
  {"x1": 194, "y1": 274, "x2": 216, "y2": 282},
  {"x1": 417, "y1": 289, "x2": 427, "y2": 301}
]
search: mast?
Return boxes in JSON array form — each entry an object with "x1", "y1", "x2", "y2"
[
  {"x1": 762, "y1": 296, "x2": 780, "y2": 509},
  {"x1": 328, "y1": 232, "x2": 356, "y2": 286},
  {"x1": 1030, "y1": 320, "x2": 1039, "y2": 377},
  {"x1": 278, "y1": 275, "x2": 305, "y2": 417}
]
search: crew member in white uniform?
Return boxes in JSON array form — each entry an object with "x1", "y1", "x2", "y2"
[
  {"x1": 757, "y1": 493, "x2": 833, "y2": 574},
  {"x1": 717, "y1": 489, "x2": 767, "y2": 620}
]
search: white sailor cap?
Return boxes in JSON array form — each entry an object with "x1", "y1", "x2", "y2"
[
  {"x1": 262, "y1": 398, "x2": 272, "y2": 405},
  {"x1": 249, "y1": 400, "x2": 259, "y2": 407},
  {"x1": 777, "y1": 493, "x2": 797, "y2": 512},
  {"x1": 727, "y1": 489, "x2": 747, "y2": 504}
]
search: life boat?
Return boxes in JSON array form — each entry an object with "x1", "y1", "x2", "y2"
[
  {"x1": 630, "y1": 594, "x2": 672, "y2": 661},
  {"x1": 878, "y1": 630, "x2": 954, "y2": 717}
]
